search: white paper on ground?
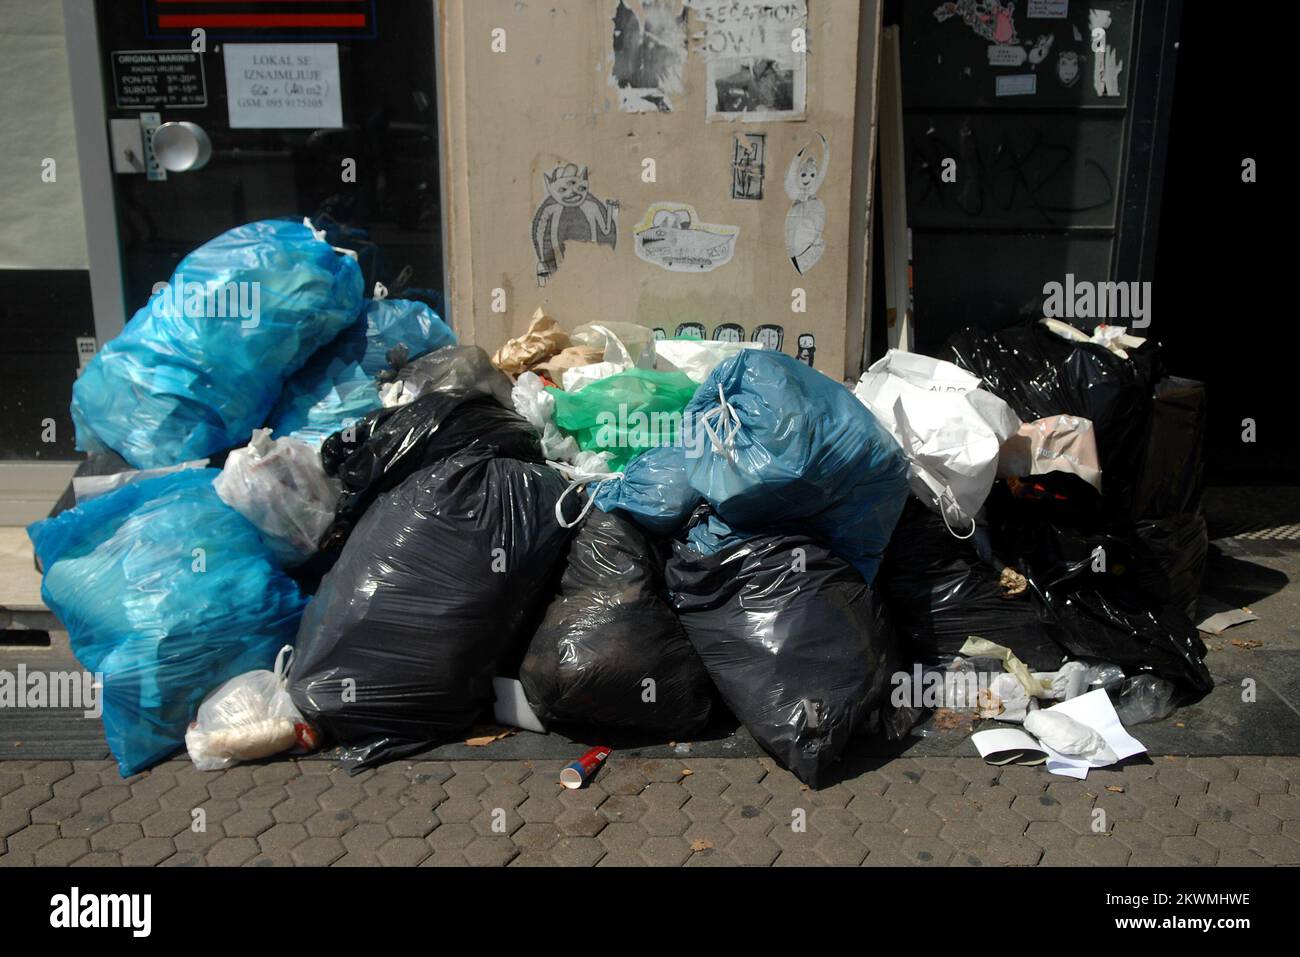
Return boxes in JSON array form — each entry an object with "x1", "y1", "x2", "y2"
[
  {"x1": 492, "y1": 677, "x2": 546, "y2": 733},
  {"x1": 1036, "y1": 689, "x2": 1146, "y2": 779},
  {"x1": 1196, "y1": 608, "x2": 1259, "y2": 635},
  {"x1": 971, "y1": 727, "x2": 1047, "y2": 766}
]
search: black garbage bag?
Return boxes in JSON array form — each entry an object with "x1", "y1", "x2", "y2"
[
  {"x1": 665, "y1": 534, "x2": 897, "y2": 787},
  {"x1": 1133, "y1": 376, "x2": 1206, "y2": 519},
  {"x1": 319, "y1": 397, "x2": 541, "y2": 550},
  {"x1": 289, "y1": 447, "x2": 578, "y2": 769},
  {"x1": 1134, "y1": 511, "x2": 1208, "y2": 622},
  {"x1": 47, "y1": 451, "x2": 131, "y2": 521},
  {"x1": 946, "y1": 322, "x2": 1160, "y2": 518},
  {"x1": 375, "y1": 343, "x2": 514, "y2": 408},
  {"x1": 988, "y1": 495, "x2": 1212, "y2": 695},
  {"x1": 519, "y1": 508, "x2": 713, "y2": 737},
  {"x1": 877, "y1": 497, "x2": 1067, "y2": 671}
]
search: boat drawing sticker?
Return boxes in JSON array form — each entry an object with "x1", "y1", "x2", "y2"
[
  {"x1": 633, "y1": 202, "x2": 739, "y2": 273},
  {"x1": 531, "y1": 162, "x2": 619, "y2": 286},
  {"x1": 784, "y1": 132, "x2": 828, "y2": 276}
]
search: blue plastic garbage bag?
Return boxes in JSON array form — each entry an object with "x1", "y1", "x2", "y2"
[
  {"x1": 27, "y1": 470, "x2": 307, "y2": 777},
  {"x1": 593, "y1": 444, "x2": 702, "y2": 537},
  {"x1": 681, "y1": 349, "x2": 909, "y2": 584},
  {"x1": 71, "y1": 219, "x2": 364, "y2": 469},
  {"x1": 268, "y1": 296, "x2": 456, "y2": 446}
]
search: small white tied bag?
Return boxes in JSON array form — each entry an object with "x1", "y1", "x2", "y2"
[{"x1": 854, "y1": 349, "x2": 1021, "y2": 537}]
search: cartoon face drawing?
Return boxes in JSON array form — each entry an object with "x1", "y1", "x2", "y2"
[
  {"x1": 543, "y1": 164, "x2": 591, "y2": 207},
  {"x1": 1057, "y1": 50, "x2": 1081, "y2": 87},
  {"x1": 675, "y1": 322, "x2": 706, "y2": 340},
  {"x1": 796, "y1": 333, "x2": 816, "y2": 367},
  {"x1": 751, "y1": 324, "x2": 784, "y2": 351},
  {"x1": 713, "y1": 323, "x2": 744, "y2": 343},
  {"x1": 785, "y1": 133, "x2": 829, "y2": 202}
]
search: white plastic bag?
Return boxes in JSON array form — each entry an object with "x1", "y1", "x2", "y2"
[
  {"x1": 654, "y1": 339, "x2": 760, "y2": 383},
  {"x1": 512, "y1": 371, "x2": 580, "y2": 461},
  {"x1": 213, "y1": 429, "x2": 340, "y2": 566},
  {"x1": 854, "y1": 349, "x2": 1021, "y2": 536},
  {"x1": 185, "y1": 646, "x2": 315, "y2": 771}
]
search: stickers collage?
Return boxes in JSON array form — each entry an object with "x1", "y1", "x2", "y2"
[
  {"x1": 933, "y1": 0, "x2": 1126, "y2": 99},
  {"x1": 529, "y1": 1, "x2": 826, "y2": 362}
]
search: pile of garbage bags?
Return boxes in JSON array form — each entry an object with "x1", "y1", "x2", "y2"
[{"x1": 31, "y1": 218, "x2": 1213, "y2": 787}]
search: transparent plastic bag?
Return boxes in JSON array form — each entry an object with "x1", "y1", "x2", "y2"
[
  {"x1": 186, "y1": 646, "x2": 315, "y2": 771},
  {"x1": 1112, "y1": 675, "x2": 1178, "y2": 726},
  {"x1": 214, "y1": 429, "x2": 340, "y2": 566}
]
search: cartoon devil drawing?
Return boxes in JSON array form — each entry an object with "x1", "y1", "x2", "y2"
[{"x1": 531, "y1": 163, "x2": 618, "y2": 286}]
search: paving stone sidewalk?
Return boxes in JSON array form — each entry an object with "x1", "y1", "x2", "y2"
[{"x1": 1, "y1": 754, "x2": 1297, "y2": 867}]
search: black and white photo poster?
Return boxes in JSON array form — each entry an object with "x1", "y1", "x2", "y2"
[{"x1": 687, "y1": 0, "x2": 808, "y2": 121}]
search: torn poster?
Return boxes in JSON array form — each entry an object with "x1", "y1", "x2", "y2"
[
  {"x1": 634, "y1": 202, "x2": 738, "y2": 272},
  {"x1": 731, "y1": 132, "x2": 766, "y2": 200},
  {"x1": 785, "y1": 132, "x2": 828, "y2": 275},
  {"x1": 934, "y1": 0, "x2": 1020, "y2": 45},
  {"x1": 610, "y1": 0, "x2": 688, "y2": 113},
  {"x1": 532, "y1": 163, "x2": 619, "y2": 286},
  {"x1": 687, "y1": 0, "x2": 807, "y2": 122}
]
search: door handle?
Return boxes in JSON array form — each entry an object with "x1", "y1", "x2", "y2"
[{"x1": 151, "y1": 121, "x2": 213, "y2": 172}]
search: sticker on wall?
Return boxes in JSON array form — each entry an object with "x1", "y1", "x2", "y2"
[
  {"x1": 987, "y1": 44, "x2": 1028, "y2": 66},
  {"x1": 731, "y1": 132, "x2": 766, "y2": 200},
  {"x1": 610, "y1": 0, "x2": 688, "y2": 113},
  {"x1": 687, "y1": 0, "x2": 807, "y2": 122},
  {"x1": 1028, "y1": 0, "x2": 1069, "y2": 17},
  {"x1": 784, "y1": 133, "x2": 829, "y2": 276},
  {"x1": 934, "y1": 0, "x2": 1020, "y2": 45},
  {"x1": 223, "y1": 43, "x2": 342, "y2": 129},
  {"x1": 996, "y1": 73, "x2": 1037, "y2": 96},
  {"x1": 532, "y1": 163, "x2": 619, "y2": 286},
  {"x1": 1027, "y1": 33, "x2": 1055, "y2": 64},
  {"x1": 1056, "y1": 50, "x2": 1082, "y2": 87},
  {"x1": 751, "y1": 324, "x2": 785, "y2": 351},
  {"x1": 1088, "y1": 9, "x2": 1123, "y2": 97},
  {"x1": 633, "y1": 202, "x2": 739, "y2": 273},
  {"x1": 795, "y1": 332, "x2": 816, "y2": 367}
]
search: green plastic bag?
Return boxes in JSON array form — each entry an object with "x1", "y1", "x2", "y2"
[{"x1": 548, "y1": 369, "x2": 698, "y2": 470}]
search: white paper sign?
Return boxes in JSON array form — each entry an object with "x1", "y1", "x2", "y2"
[
  {"x1": 996, "y1": 73, "x2": 1038, "y2": 96},
  {"x1": 224, "y1": 43, "x2": 342, "y2": 129},
  {"x1": 988, "y1": 44, "x2": 1029, "y2": 66},
  {"x1": 1029, "y1": 0, "x2": 1069, "y2": 17}
]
